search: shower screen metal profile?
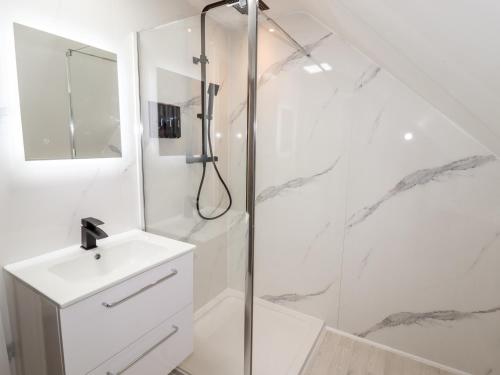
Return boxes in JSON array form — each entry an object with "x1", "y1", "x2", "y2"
[{"x1": 245, "y1": 1, "x2": 259, "y2": 375}]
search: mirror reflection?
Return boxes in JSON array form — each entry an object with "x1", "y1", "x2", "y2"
[{"x1": 14, "y1": 23, "x2": 122, "y2": 160}]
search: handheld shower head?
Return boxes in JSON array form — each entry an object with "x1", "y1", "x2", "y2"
[
  {"x1": 208, "y1": 83, "x2": 220, "y2": 97},
  {"x1": 207, "y1": 83, "x2": 220, "y2": 121}
]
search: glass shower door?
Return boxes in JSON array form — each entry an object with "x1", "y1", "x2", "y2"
[
  {"x1": 252, "y1": 2, "x2": 500, "y2": 375},
  {"x1": 138, "y1": 6, "x2": 249, "y2": 375}
]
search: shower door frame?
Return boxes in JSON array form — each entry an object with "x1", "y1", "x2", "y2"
[{"x1": 244, "y1": 2, "x2": 258, "y2": 375}]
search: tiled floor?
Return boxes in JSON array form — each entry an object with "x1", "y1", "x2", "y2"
[{"x1": 303, "y1": 330, "x2": 458, "y2": 375}]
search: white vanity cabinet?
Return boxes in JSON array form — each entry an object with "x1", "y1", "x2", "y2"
[{"x1": 5, "y1": 230, "x2": 194, "y2": 375}]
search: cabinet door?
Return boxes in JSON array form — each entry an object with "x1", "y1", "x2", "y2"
[
  {"x1": 87, "y1": 305, "x2": 193, "y2": 375},
  {"x1": 61, "y1": 252, "x2": 193, "y2": 374}
]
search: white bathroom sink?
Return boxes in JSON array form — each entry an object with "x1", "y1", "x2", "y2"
[
  {"x1": 48, "y1": 240, "x2": 170, "y2": 282},
  {"x1": 4, "y1": 230, "x2": 195, "y2": 307}
]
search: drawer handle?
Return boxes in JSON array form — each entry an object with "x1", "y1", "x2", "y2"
[
  {"x1": 106, "y1": 325, "x2": 179, "y2": 375},
  {"x1": 102, "y1": 269, "x2": 178, "y2": 308}
]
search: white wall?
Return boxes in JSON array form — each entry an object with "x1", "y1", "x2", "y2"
[{"x1": 0, "y1": 0, "x2": 196, "y2": 373}]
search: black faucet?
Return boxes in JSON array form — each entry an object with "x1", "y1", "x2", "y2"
[{"x1": 81, "y1": 217, "x2": 108, "y2": 250}]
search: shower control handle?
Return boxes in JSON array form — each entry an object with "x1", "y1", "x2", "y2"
[{"x1": 186, "y1": 155, "x2": 218, "y2": 164}]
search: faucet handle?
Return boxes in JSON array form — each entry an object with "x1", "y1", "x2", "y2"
[{"x1": 81, "y1": 217, "x2": 104, "y2": 229}]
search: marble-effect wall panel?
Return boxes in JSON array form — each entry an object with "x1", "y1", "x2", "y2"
[
  {"x1": 225, "y1": 11, "x2": 500, "y2": 375},
  {"x1": 340, "y1": 64, "x2": 500, "y2": 375},
  {"x1": 252, "y1": 30, "x2": 350, "y2": 324}
]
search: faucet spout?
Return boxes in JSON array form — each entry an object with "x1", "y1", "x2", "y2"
[{"x1": 81, "y1": 217, "x2": 108, "y2": 250}]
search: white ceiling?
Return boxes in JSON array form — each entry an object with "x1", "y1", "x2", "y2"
[{"x1": 186, "y1": 0, "x2": 500, "y2": 155}]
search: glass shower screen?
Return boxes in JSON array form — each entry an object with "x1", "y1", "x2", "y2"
[{"x1": 138, "y1": 6, "x2": 250, "y2": 375}]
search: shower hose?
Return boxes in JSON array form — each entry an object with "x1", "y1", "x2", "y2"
[{"x1": 195, "y1": 118, "x2": 232, "y2": 220}]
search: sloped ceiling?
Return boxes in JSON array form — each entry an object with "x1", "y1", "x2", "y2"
[
  {"x1": 304, "y1": 0, "x2": 500, "y2": 157},
  {"x1": 186, "y1": 0, "x2": 500, "y2": 156}
]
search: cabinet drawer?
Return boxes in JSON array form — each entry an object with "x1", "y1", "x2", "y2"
[
  {"x1": 60, "y1": 252, "x2": 193, "y2": 375},
  {"x1": 87, "y1": 304, "x2": 193, "y2": 375}
]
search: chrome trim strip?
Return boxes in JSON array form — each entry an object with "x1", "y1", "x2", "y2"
[
  {"x1": 245, "y1": 1, "x2": 258, "y2": 375},
  {"x1": 102, "y1": 269, "x2": 178, "y2": 308}
]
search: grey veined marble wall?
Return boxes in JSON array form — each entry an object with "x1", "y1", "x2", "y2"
[{"x1": 227, "y1": 12, "x2": 500, "y2": 375}]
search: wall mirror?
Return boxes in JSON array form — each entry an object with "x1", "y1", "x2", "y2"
[{"x1": 14, "y1": 23, "x2": 122, "y2": 160}]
